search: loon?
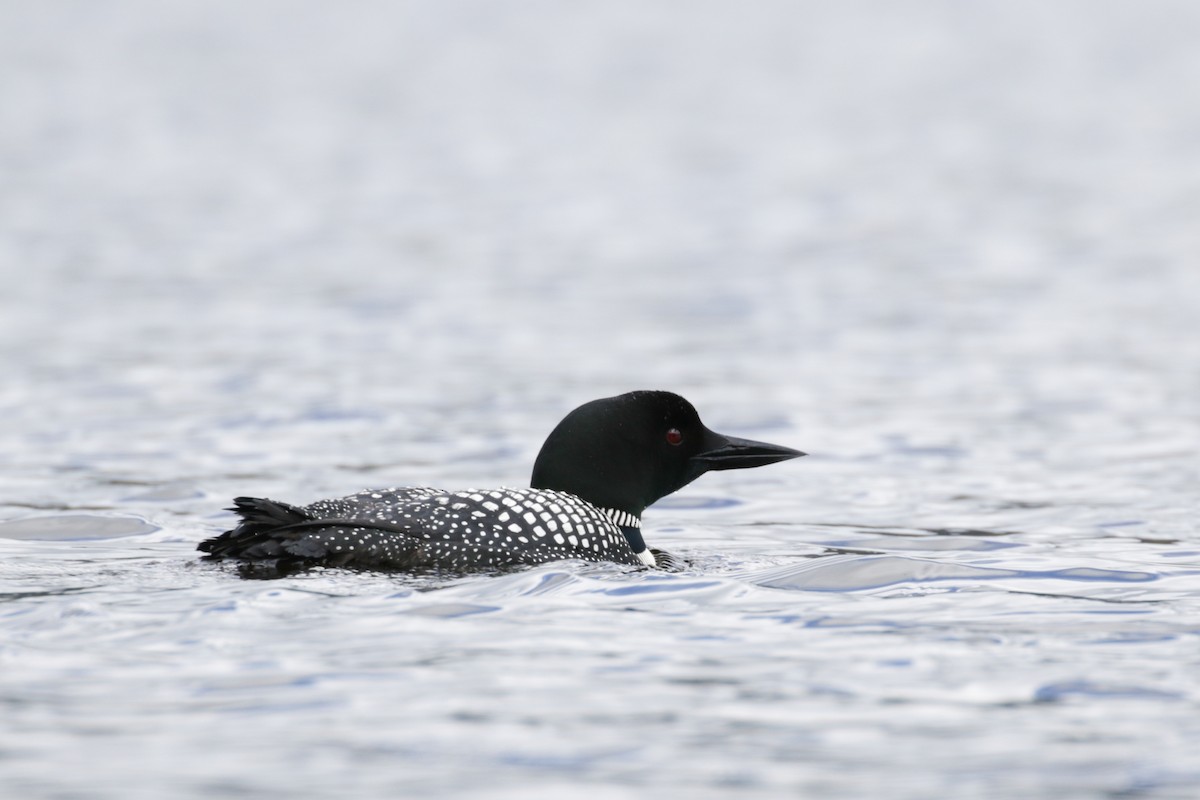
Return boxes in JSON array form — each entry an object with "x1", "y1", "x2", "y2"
[{"x1": 198, "y1": 391, "x2": 803, "y2": 574}]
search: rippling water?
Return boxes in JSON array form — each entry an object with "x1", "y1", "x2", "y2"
[{"x1": 2, "y1": 1, "x2": 1199, "y2": 798}]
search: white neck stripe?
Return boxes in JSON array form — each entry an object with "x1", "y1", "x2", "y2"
[{"x1": 600, "y1": 507, "x2": 641, "y2": 529}]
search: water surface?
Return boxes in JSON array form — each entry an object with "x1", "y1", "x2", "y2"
[{"x1": 2, "y1": 2, "x2": 1198, "y2": 798}]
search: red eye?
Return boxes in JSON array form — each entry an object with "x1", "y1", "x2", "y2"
[{"x1": 666, "y1": 428, "x2": 683, "y2": 446}]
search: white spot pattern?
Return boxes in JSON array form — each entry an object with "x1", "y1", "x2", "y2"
[{"x1": 222, "y1": 487, "x2": 648, "y2": 571}]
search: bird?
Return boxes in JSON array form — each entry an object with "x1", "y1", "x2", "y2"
[{"x1": 197, "y1": 390, "x2": 804, "y2": 575}]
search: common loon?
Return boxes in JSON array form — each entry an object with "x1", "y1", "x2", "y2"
[{"x1": 198, "y1": 391, "x2": 803, "y2": 574}]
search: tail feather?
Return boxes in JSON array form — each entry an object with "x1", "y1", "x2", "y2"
[
  {"x1": 227, "y1": 496, "x2": 309, "y2": 531},
  {"x1": 197, "y1": 496, "x2": 312, "y2": 558},
  {"x1": 197, "y1": 496, "x2": 429, "y2": 575}
]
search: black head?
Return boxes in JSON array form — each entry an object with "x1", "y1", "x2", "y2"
[{"x1": 530, "y1": 391, "x2": 804, "y2": 516}]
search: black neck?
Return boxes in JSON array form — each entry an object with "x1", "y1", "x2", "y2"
[{"x1": 621, "y1": 526, "x2": 647, "y2": 553}]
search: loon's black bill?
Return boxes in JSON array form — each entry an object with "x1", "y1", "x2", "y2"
[{"x1": 692, "y1": 434, "x2": 806, "y2": 471}]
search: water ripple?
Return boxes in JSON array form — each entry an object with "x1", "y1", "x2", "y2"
[
  {"x1": 750, "y1": 555, "x2": 1158, "y2": 592},
  {"x1": 0, "y1": 515, "x2": 159, "y2": 541}
]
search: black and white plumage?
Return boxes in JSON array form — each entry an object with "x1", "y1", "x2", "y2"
[
  {"x1": 207, "y1": 488, "x2": 651, "y2": 572},
  {"x1": 198, "y1": 391, "x2": 804, "y2": 575}
]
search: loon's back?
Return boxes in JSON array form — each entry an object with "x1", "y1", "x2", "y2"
[{"x1": 198, "y1": 486, "x2": 645, "y2": 573}]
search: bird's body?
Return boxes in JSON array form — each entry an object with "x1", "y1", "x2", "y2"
[
  {"x1": 199, "y1": 391, "x2": 803, "y2": 575},
  {"x1": 201, "y1": 486, "x2": 650, "y2": 573}
]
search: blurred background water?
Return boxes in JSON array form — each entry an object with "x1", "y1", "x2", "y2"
[{"x1": 1, "y1": 1, "x2": 1199, "y2": 798}]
